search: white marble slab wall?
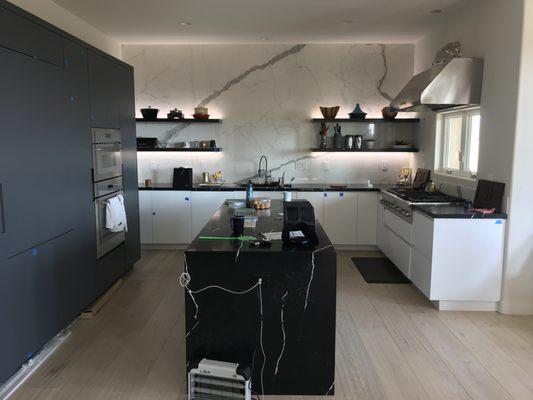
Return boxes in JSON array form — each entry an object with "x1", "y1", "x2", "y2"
[{"x1": 123, "y1": 44, "x2": 416, "y2": 184}]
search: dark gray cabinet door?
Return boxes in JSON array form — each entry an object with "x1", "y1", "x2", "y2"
[
  {"x1": 96, "y1": 243, "x2": 125, "y2": 295},
  {"x1": 0, "y1": 6, "x2": 64, "y2": 67},
  {"x1": 0, "y1": 231, "x2": 75, "y2": 383},
  {"x1": 88, "y1": 51, "x2": 120, "y2": 129},
  {"x1": 0, "y1": 46, "x2": 74, "y2": 258}
]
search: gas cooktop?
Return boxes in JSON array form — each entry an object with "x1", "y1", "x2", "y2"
[{"x1": 387, "y1": 187, "x2": 460, "y2": 204}]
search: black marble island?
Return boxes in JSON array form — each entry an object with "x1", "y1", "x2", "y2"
[{"x1": 183, "y1": 200, "x2": 336, "y2": 396}]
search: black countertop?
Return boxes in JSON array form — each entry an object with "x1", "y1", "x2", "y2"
[
  {"x1": 413, "y1": 204, "x2": 507, "y2": 219},
  {"x1": 139, "y1": 182, "x2": 386, "y2": 192},
  {"x1": 186, "y1": 199, "x2": 334, "y2": 253}
]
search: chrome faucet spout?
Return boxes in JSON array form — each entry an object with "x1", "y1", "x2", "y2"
[{"x1": 258, "y1": 155, "x2": 269, "y2": 184}]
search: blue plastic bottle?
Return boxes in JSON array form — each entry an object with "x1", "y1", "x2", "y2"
[{"x1": 246, "y1": 180, "x2": 254, "y2": 208}]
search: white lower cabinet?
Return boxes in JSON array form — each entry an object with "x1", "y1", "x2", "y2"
[
  {"x1": 190, "y1": 192, "x2": 229, "y2": 238},
  {"x1": 383, "y1": 226, "x2": 411, "y2": 278},
  {"x1": 297, "y1": 191, "x2": 325, "y2": 223},
  {"x1": 356, "y1": 192, "x2": 378, "y2": 245},
  {"x1": 323, "y1": 192, "x2": 357, "y2": 245},
  {"x1": 139, "y1": 189, "x2": 380, "y2": 247},
  {"x1": 138, "y1": 191, "x2": 191, "y2": 244},
  {"x1": 410, "y1": 248, "x2": 432, "y2": 298}
]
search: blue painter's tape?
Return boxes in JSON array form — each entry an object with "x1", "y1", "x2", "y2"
[
  {"x1": 324, "y1": 193, "x2": 328, "y2": 197},
  {"x1": 185, "y1": 197, "x2": 190, "y2": 201},
  {"x1": 340, "y1": 192, "x2": 344, "y2": 197},
  {"x1": 32, "y1": 248, "x2": 38, "y2": 257},
  {"x1": 495, "y1": 220, "x2": 502, "y2": 224}
]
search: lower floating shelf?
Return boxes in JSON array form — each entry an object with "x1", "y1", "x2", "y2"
[
  {"x1": 137, "y1": 147, "x2": 222, "y2": 152},
  {"x1": 310, "y1": 148, "x2": 419, "y2": 153}
]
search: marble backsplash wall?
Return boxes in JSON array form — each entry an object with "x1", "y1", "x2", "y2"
[{"x1": 123, "y1": 44, "x2": 416, "y2": 185}]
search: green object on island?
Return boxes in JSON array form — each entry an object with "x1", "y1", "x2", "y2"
[{"x1": 198, "y1": 235, "x2": 257, "y2": 241}]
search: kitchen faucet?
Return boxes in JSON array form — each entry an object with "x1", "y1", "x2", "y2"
[{"x1": 258, "y1": 155, "x2": 269, "y2": 184}]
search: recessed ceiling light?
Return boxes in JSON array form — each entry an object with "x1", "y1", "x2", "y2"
[
  {"x1": 260, "y1": 36, "x2": 269, "y2": 41},
  {"x1": 178, "y1": 21, "x2": 192, "y2": 26},
  {"x1": 340, "y1": 20, "x2": 353, "y2": 25},
  {"x1": 430, "y1": 9, "x2": 443, "y2": 15}
]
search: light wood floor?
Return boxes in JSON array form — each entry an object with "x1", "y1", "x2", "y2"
[{"x1": 10, "y1": 250, "x2": 533, "y2": 400}]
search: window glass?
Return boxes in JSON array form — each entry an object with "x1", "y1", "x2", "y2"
[
  {"x1": 443, "y1": 115, "x2": 463, "y2": 171},
  {"x1": 468, "y1": 114, "x2": 480, "y2": 174}
]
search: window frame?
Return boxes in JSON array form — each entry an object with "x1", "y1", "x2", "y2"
[{"x1": 435, "y1": 107, "x2": 481, "y2": 180}]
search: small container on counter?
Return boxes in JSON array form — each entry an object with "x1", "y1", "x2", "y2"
[{"x1": 145, "y1": 179, "x2": 152, "y2": 188}]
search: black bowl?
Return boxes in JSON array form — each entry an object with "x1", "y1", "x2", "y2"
[{"x1": 141, "y1": 108, "x2": 159, "y2": 121}]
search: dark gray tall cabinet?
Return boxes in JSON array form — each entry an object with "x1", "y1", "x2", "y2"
[{"x1": 0, "y1": 1, "x2": 140, "y2": 384}]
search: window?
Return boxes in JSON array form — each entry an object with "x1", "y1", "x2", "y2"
[{"x1": 435, "y1": 107, "x2": 481, "y2": 178}]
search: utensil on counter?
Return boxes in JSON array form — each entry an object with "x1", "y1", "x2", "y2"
[
  {"x1": 140, "y1": 106, "x2": 159, "y2": 121},
  {"x1": 354, "y1": 135, "x2": 363, "y2": 149},
  {"x1": 320, "y1": 106, "x2": 340, "y2": 119},
  {"x1": 344, "y1": 135, "x2": 354, "y2": 149},
  {"x1": 348, "y1": 103, "x2": 367, "y2": 119},
  {"x1": 190, "y1": 141, "x2": 200, "y2": 148},
  {"x1": 209, "y1": 140, "x2": 217, "y2": 148},
  {"x1": 199, "y1": 141, "x2": 210, "y2": 148},
  {"x1": 333, "y1": 123, "x2": 343, "y2": 149},
  {"x1": 364, "y1": 139, "x2": 375, "y2": 149},
  {"x1": 318, "y1": 123, "x2": 329, "y2": 149},
  {"x1": 145, "y1": 179, "x2": 152, "y2": 188},
  {"x1": 202, "y1": 172, "x2": 210, "y2": 184}
]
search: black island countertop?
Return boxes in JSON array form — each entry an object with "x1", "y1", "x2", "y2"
[
  {"x1": 413, "y1": 204, "x2": 508, "y2": 219},
  {"x1": 183, "y1": 200, "x2": 336, "y2": 395},
  {"x1": 139, "y1": 182, "x2": 387, "y2": 192}
]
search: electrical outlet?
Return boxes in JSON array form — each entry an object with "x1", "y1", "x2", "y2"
[
  {"x1": 381, "y1": 160, "x2": 388, "y2": 172},
  {"x1": 295, "y1": 159, "x2": 307, "y2": 171},
  {"x1": 323, "y1": 160, "x2": 330, "y2": 171}
]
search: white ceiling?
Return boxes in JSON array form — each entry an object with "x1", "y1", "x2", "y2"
[{"x1": 53, "y1": 0, "x2": 465, "y2": 44}]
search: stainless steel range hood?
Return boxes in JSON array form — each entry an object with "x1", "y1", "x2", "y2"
[{"x1": 391, "y1": 57, "x2": 484, "y2": 112}]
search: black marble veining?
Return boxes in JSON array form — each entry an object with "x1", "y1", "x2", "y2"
[
  {"x1": 139, "y1": 182, "x2": 386, "y2": 192},
  {"x1": 413, "y1": 204, "x2": 508, "y2": 219},
  {"x1": 183, "y1": 200, "x2": 336, "y2": 395}
]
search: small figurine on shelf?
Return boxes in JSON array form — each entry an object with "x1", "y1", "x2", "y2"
[{"x1": 318, "y1": 123, "x2": 329, "y2": 149}]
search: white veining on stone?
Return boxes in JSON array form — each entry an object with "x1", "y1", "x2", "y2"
[
  {"x1": 126, "y1": 44, "x2": 416, "y2": 185},
  {"x1": 304, "y1": 244, "x2": 333, "y2": 310}
]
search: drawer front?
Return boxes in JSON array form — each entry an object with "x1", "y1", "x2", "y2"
[
  {"x1": 411, "y1": 249, "x2": 432, "y2": 298},
  {"x1": 383, "y1": 209, "x2": 412, "y2": 243},
  {"x1": 412, "y1": 212, "x2": 434, "y2": 259},
  {"x1": 384, "y1": 226, "x2": 411, "y2": 278}
]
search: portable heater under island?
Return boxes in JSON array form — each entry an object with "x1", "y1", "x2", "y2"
[{"x1": 188, "y1": 359, "x2": 252, "y2": 400}]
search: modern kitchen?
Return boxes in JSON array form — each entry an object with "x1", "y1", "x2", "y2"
[{"x1": 1, "y1": 0, "x2": 533, "y2": 399}]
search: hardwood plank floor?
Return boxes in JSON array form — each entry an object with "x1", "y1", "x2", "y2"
[{"x1": 9, "y1": 250, "x2": 533, "y2": 400}]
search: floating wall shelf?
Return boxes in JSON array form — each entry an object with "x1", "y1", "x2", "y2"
[
  {"x1": 136, "y1": 118, "x2": 221, "y2": 123},
  {"x1": 310, "y1": 148, "x2": 419, "y2": 153},
  {"x1": 137, "y1": 147, "x2": 222, "y2": 152},
  {"x1": 312, "y1": 118, "x2": 419, "y2": 123}
]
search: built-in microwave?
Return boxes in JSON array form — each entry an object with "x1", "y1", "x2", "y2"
[{"x1": 92, "y1": 128, "x2": 122, "y2": 182}]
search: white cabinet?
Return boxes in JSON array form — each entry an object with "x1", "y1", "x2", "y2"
[
  {"x1": 191, "y1": 192, "x2": 229, "y2": 238},
  {"x1": 383, "y1": 226, "x2": 411, "y2": 277},
  {"x1": 356, "y1": 192, "x2": 378, "y2": 245},
  {"x1": 138, "y1": 191, "x2": 191, "y2": 244},
  {"x1": 323, "y1": 192, "x2": 357, "y2": 245},
  {"x1": 377, "y1": 200, "x2": 387, "y2": 252},
  {"x1": 410, "y1": 211, "x2": 505, "y2": 306},
  {"x1": 297, "y1": 191, "x2": 325, "y2": 223},
  {"x1": 138, "y1": 191, "x2": 154, "y2": 244},
  {"x1": 152, "y1": 191, "x2": 191, "y2": 244}
]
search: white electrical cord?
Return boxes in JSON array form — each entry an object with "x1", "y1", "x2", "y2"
[
  {"x1": 179, "y1": 253, "x2": 266, "y2": 395},
  {"x1": 274, "y1": 291, "x2": 288, "y2": 377},
  {"x1": 304, "y1": 244, "x2": 333, "y2": 310}
]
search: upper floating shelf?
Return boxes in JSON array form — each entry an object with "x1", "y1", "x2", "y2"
[
  {"x1": 310, "y1": 148, "x2": 419, "y2": 153},
  {"x1": 311, "y1": 118, "x2": 419, "y2": 123},
  {"x1": 137, "y1": 147, "x2": 222, "y2": 152},
  {"x1": 136, "y1": 118, "x2": 222, "y2": 123}
]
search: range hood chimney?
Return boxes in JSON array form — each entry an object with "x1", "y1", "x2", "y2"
[{"x1": 391, "y1": 57, "x2": 484, "y2": 112}]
